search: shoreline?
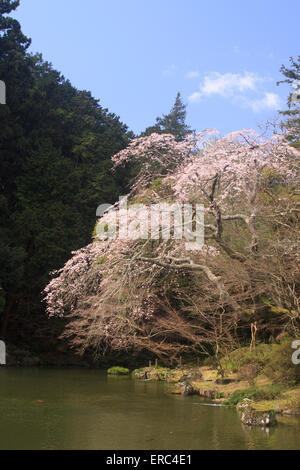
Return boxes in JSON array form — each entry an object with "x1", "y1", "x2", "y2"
[{"x1": 131, "y1": 365, "x2": 300, "y2": 423}]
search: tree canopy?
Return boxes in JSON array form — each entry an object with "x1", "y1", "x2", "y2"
[
  {"x1": 0, "y1": 0, "x2": 132, "y2": 344},
  {"x1": 142, "y1": 92, "x2": 193, "y2": 141},
  {"x1": 278, "y1": 56, "x2": 300, "y2": 149}
]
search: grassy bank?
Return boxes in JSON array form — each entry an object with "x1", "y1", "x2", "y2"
[{"x1": 131, "y1": 339, "x2": 300, "y2": 416}]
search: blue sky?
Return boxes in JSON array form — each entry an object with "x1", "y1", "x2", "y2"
[{"x1": 13, "y1": 0, "x2": 300, "y2": 135}]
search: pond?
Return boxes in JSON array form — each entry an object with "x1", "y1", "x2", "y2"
[{"x1": 0, "y1": 368, "x2": 299, "y2": 450}]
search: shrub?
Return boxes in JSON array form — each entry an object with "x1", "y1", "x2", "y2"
[
  {"x1": 238, "y1": 363, "x2": 259, "y2": 386},
  {"x1": 226, "y1": 384, "x2": 284, "y2": 406},
  {"x1": 264, "y1": 338, "x2": 300, "y2": 387},
  {"x1": 107, "y1": 366, "x2": 130, "y2": 375},
  {"x1": 221, "y1": 344, "x2": 271, "y2": 374}
]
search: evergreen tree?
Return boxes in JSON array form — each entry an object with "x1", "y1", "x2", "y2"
[
  {"x1": 0, "y1": 1, "x2": 132, "y2": 345},
  {"x1": 277, "y1": 56, "x2": 300, "y2": 149},
  {"x1": 0, "y1": 0, "x2": 31, "y2": 338},
  {"x1": 142, "y1": 92, "x2": 193, "y2": 141}
]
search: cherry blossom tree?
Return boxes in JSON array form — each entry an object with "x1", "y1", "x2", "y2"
[
  {"x1": 111, "y1": 132, "x2": 199, "y2": 192},
  {"x1": 44, "y1": 128, "x2": 300, "y2": 360}
]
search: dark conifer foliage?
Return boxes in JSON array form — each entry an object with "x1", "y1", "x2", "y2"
[
  {"x1": 142, "y1": 92, "x2": 193, "y2": 141},
  {"x1": 278, "y1": 56, "x2": 300, "y2": 149},
  {"x1": 0, "y1": 1, "x2": 132, "y2": 345}
]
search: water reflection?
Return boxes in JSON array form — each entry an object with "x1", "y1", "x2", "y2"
[{"x1": 0, "y1": 368, "x2": 299, "y2": 450}]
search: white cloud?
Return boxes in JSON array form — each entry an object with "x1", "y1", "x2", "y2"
[
  {"x1": 189, "y1": 91, "x2": 202, "y2": 103},
  {"x1": 189, "y1": 72, "x2": 264, "y2": 102},
  {"x1": 243, "y1": 92, "x2": 281, "y2": 112},
  {"x1": 188, "y1": 71, "x2": 278, "y2": 113},
  {"x1": 185, "y1": 71, "x2": 200, "y2": 79}
]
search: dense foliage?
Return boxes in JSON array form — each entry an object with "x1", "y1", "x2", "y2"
[
  {"x1": 0, "y1": 0, "x2": 132, "y2": 345},
  {"x1": 278, "y1": 56, "x2": 300, "y2": 149}
]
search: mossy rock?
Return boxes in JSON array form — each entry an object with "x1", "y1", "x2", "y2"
[
  {"x1": 241, "y1": 406, "x2": 277, "y2": 426},
  {"x1": 107, "y1": 366, "x2": 130, "y2": 376},
  {"x1": 132, "y1": 367, "x2": 149, "y2": 379},
  {"x1": 132, "y1": 366, "x2": 183, "y2": 382}
]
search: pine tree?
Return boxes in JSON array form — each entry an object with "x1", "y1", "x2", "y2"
[
  {"x1": 277, "y1": 56, "x2": 300, "y2": 149},
  {"x1": 157, "y1": 92, "x2": 193, "y2": 140},
  {"x1": 142, "y1": 92, "x2": 193, "y2": 141}
]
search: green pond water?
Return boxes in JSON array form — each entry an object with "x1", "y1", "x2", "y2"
[{"x1": 0, "y1": 368, "x2": 299, "y2": 450}]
